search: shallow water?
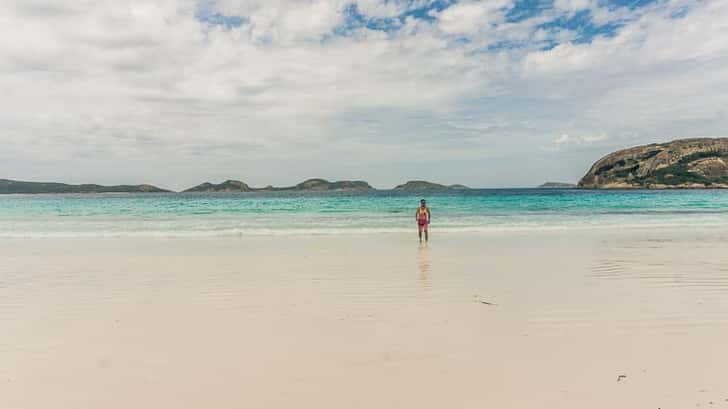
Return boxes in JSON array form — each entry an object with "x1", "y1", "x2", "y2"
[{"x1": 2, "y1": 189, "x2": 728, "y2": 237}]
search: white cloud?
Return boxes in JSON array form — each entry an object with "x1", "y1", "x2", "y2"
[
  {"x1": 552, "y1": 133, "x2": 608, "y2": 147},
  {"x1": 0, "y1": 0, "x2": 727, "y2": 188},
  {"x1": 209, "y1": 0, "x2": 348, "y2": 43},
  {"x1": 553, "y1": 0, "x2": 593, "y2": 14},
  {"x1": 354, "y1": 0, "x2": 432, "y2": 18},
  {"x1": 435, "y1": 0, "x2": 511, "y2": 36}
]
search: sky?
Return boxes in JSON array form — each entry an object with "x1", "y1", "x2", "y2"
[{"x1": 1, "y1": 0, "x2": 727, "y2": 190}]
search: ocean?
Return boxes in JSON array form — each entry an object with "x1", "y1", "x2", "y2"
[{"x1": 1, "y1": 189, "x2": 727, "y2": 237}]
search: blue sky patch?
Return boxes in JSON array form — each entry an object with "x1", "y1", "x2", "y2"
[
  {"x1": 538, "y1": 9, "x2": 622, "y2": 44},
  {"x1": 608, "y1": 0, "x2": 658, "y2": 10},
  {"x1": 194, "y1": 0, "x2": 246, "y2": 28},
  {"x1": 196, "y1": 10, "x2": 246, "y2": 29},
  {"x1": 506, "y1": 0, "x2": 551, "y2": 23},
  {"x1": 669, "y1": 5, "x2": 691, "y2": 19},
  {"x1": 404, "y1": 0, "x2": 454, "y2": 21},
  {"x1": 335, "y1": 0, "x2": 455, "y2": 37},
  {"x1": 193, "y1": 0, "x2": 663, "y2": 47}
]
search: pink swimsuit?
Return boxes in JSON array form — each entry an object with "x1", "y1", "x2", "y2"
[{"x1": 417, "y1": 208, "x2": 429, "y2": 226}]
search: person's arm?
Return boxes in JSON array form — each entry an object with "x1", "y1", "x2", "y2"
[
  {"x1": 427, "y1": 208, "x2": 431, "y2": 224},
  {"x1": 415, "y1": 209, "x2": 418, "y2": 222}
]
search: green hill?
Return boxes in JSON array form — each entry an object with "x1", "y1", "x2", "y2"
[{"x1": 0, "y1": 179, "x2": 169, "y2": 194}]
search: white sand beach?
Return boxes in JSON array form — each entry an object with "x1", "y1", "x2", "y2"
[{"x1": 2, "y1": 228, "x2": 728, "y2": 408}]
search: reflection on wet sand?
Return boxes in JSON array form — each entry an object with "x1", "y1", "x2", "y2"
[{"x1": 417, "y1": 243, "x2": 431, "y2": 290}]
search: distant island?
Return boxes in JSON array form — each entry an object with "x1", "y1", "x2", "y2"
[
  {"x1": 538, "y1": 182, "x2": 576, "y2": 188},
  {"x1": 0, "y1": 179, "x2": 168, "y2": 194},
  {"x1": 0, "y1": 177, "x2": 473, "y2": 194},
  {"x1": 393, "y1": 180, "x2": 469, "y2": 190},
  {"x1": 184, "y1": 180, "x2": 253, "y2": 192},
  {"x1": 578, "y1": 138, "x2": 728, "y2": 189},
  {"x1": 184, "y1": 178, "x2": 374, "y2": 193},
  {"x1": 17, "y1": 137, "x2": 728, "y2": 194},
  {"x1": 186, "y1": 179, "x2": 469, "y2": 192}
]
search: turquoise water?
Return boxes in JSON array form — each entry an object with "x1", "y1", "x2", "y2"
[{"x1": 1, "y1": 189, "x2": 727, "y2": 237}]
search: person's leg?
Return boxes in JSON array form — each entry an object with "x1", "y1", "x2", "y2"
[
  {"x1": 424, "y1": 224, "x2": 429, "y2": 242},
  {"x1": 418, "y1": 224, "x2": 423, "y2": 242}
]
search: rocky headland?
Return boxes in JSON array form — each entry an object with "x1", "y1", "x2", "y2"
[{"x1": 578, "y1": 138, "x2": 728, "y2": 189}]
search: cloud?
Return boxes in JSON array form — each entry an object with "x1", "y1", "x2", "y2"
[
  {"x1": 553, "y1": 0, "x2": 593, "y2": 15},
  {"x1": 435, "y1": 0, "x2": 511, "y2": 36},
  {"x1": 549, "y1": 133, "x2": 608, "y2": 149},
  {"x1": 0, "y1": 0, "x2": 727, "y2": 188}
]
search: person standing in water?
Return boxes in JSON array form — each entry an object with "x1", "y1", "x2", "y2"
[{"x1": 416, "y1": 199, "x2": 431, "y2": 242}]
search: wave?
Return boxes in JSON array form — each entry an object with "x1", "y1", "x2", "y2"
[{"x1": 0, "y1": 220, "x2": 720, "y2": 238}]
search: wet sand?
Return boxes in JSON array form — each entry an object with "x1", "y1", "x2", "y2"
[{"x1": 2, "y1": 228, "x2": 728, "y2": 408}]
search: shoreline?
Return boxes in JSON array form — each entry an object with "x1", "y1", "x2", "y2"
[{"x1": 0, "y1": 221, "x2": 727, "y2": 239}]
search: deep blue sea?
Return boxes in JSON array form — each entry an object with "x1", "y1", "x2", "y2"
[{"x1": 1, "y1": 189, "x2": 727, "y2": 237}]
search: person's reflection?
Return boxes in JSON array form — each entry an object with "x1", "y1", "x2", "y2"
[{"x1": 417, "y1": 243, "x2": 431, "y2": 290}]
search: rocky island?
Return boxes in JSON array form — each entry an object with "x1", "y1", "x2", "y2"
[
  {"x1": 578, "y1": 138, "x2": 728, "y2": 189},
  {"x1": 0, "y1": 179, "x2": 168, "y2": 194},
  {"x1": 538, "y1": 182, "x2": 577, "y2": 188},
  {"x1": 394, "y1": 180, "x2": 469, "y2": 190},
  {"x1": 273, "y1": 178, "x2": 374, "y2": 191},
  {"x1": 184, "y1": 180, "x2": 252, "y2": 192},
  {"x1": 184, "y1": 178, "x2": 374, "y2": 192}
]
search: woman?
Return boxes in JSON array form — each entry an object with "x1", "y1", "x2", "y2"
[{"x1": 415, "y1": 199, "x2": 431, "y2": 243}]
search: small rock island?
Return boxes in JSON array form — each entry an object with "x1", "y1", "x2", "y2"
[
  {"x1": 281, "y1": 179, "x2": 374, "y2": 191},
  {"x1": 393, "y1": 180, "x2": 469, "y2": 190},
  {"x1": 184, "y1": 180, "x2": 252, "y2": 192},
  {"x1": 578, "y1": 138, "x2": 728, "y2": 189}
]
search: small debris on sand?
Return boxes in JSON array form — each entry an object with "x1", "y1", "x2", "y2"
[
  {"x1": 473, "y1": 295, "x2": 497, "y2": 306},
  {"x1": 617, "y1": 374, "x2": 627, "y2": 382}
]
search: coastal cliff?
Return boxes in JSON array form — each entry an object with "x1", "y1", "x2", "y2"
[
  {"x1": 0, "y1": 179, "x2": 168, "y2": 194},
  {"x1": 394, "y1": 180, "x2": 469, "y2": 190},
  {"x1": 578, "y1": 138, "x2": 728, "y2": 189}
]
